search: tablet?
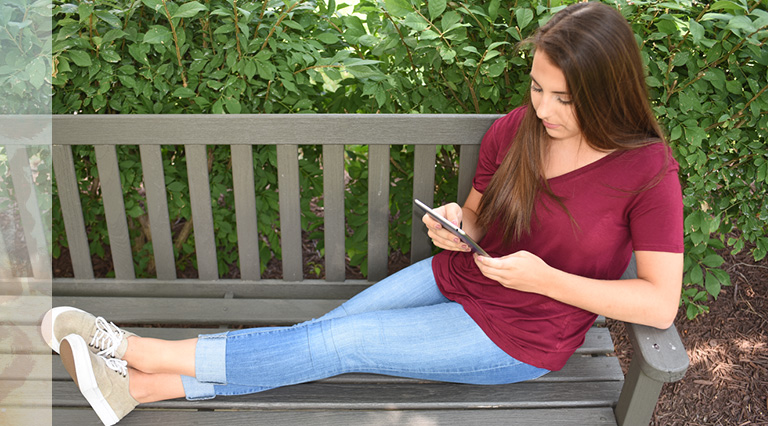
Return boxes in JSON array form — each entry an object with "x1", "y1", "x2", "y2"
[{"x1": 414, "y1": 199, "x2": 490, "y2": 257}]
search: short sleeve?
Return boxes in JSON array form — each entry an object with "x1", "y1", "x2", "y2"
[
  {"x1": 628, "y1": 149, "x2": 684, "y2": 253},
  {"x1": 472, "y1": 107, "x2": 527, "y2": 193}
]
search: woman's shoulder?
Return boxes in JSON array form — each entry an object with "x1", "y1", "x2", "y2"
[{"x1": 493, "y1": 106, "x2": 527, "y2": 132}]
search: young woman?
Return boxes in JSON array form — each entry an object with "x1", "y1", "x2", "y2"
[{"x1": 43, "y1": 3, "x2": 683, "y2": 425}]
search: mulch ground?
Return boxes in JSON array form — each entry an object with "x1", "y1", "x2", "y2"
[
  {"x1": 48, "y1": 236, "x2": 768, "y2": 425},
  {"x1": 609, "y1": 247, "x2": 768, "y2": 426}
]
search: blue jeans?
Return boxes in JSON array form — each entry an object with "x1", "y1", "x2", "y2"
[{"x1": 181, "y1": 257, "x2": 549, "y2": 399}]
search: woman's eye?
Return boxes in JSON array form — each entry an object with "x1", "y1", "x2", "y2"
[
  {"x1": 531, "y1": 85, "x2": 543, "y2": 93},
  {"x1": 557, "y1": 96, "x2": 573, "y2": 105}
]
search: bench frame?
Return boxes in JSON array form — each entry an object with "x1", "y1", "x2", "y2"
[{"x1": 4, "y1": 114, "x2": 688, "y2": 425}]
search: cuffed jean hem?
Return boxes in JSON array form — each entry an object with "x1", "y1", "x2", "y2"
[
  {"x1": 181, "y1": 331, "x2": 228, "y2": 400},
  {"x1": 195, "y1": 331, "x2": 228, "y2": 383},
  {"x1": 180, "y1": 375, "x2": 216, "y2": 400}
]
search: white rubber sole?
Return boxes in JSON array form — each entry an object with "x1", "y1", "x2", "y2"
[
  {"x1": 60, "y1": 334, "x2": 120, "y2": 426},
  {"x1": 41, "y1": 306, "x2": 88, "y2": 353}
]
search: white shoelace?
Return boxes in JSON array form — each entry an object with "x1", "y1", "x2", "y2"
[
  {"x1": 90, "y1": 317, "x2": 126, "y2": 358},
  {"x1": 104, "y1": 357, "x2": 129, "y2": 377}
]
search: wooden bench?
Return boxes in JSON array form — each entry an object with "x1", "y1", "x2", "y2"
[{"x1": 5, "y1": 114, "x2": 688, "y2": 425}]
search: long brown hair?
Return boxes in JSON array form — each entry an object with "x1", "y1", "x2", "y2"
[{"x1": 477, "y1": 2, "x2": 666, "y2": 242}]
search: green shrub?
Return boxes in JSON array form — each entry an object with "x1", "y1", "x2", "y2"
[{"x1": 48, "y1": 0, "x2": 767, "y2": 319}]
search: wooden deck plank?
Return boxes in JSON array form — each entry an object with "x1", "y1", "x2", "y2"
[{"x1": 51, "y1": 407, "x2": 618, "y2": 426}]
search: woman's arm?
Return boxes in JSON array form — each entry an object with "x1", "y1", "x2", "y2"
[
  {"x1": 474, "y1": 250, "x2": 683, "y2": 329},
  {"x1": 423, "y1": 188, "x2": 486, "y2": 252}
]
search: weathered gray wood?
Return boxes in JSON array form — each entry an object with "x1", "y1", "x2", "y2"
[
  {"x1": 411, "y1": 144, "x2": 436, "y2": 264},
  {"x1": 231, "y1": 145, "x2": 261, "y2": 280},
  {"x1": 53, "y1": 115, "x2": 502, "y2": 147},
  {"x1": 52, "y1": 351, "x2": 622, "y2": 382},
  {"x1": 0, "y1": 228, "x2": 11, "y2": 279},
  {"x1": 51, "y1": 296, "x2": 346, "y2": 326},
  {"x1": 367, "y1": 144, "x2": 390, "y2": 281},
  {"x1": 7, "y1": 144, "x2": 51, "y2": 279},
  {"x1": 52, "y1": 145, "x2": 93, "y2": 279},
  {"x1": 322, "y1": 144, "x2": 346, "y2": 281},
  {"x1": 138, "y1": 144, "x2": 176, "y2": 280},
  {"x1": 276, "y1": 144, "x2": 303, "y2": 281},
  {"x1": 54, "y1": 380, "x2": 623, "y2": 410},
  {"x1": 614, "y1": 356, "x2": 664, "y2": 426},
  {"x1": 51, "y1": 408, "x2": 618, "y2": 426},
  {"x1": 94, "y1": 145, "x2": 134, "y2": 280},
  {"x1": 184, "y1": 144, "x2": 218, "y2": 280},
  {"x1": 457, "y1": 144, "x2": 480, "y2": 203}
]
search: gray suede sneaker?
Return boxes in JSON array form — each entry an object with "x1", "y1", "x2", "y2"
[
  {"x1": 41, "y1": 306, "x2": 136, "y2": 358},
  {"x1": 59, "y1": 334, "x2": 139, "y2": 426}
]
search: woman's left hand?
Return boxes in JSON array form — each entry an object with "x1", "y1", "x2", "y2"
[{"x1": 474, "y1": 251, "x2": 553, "y2": 295}]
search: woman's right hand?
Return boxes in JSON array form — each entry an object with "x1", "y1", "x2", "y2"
[{"x1": 422, "y1": 203, "x2": 471, "y2": 252}]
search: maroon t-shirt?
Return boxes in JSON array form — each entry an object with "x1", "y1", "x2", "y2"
[{"x1": 433, "y1": 107, "x2": 684, "y2": 371}]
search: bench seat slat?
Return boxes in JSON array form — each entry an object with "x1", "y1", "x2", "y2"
[
  {"x1": 52, "y1": 380, "x2": 622, "y2": 410},
  {"x1": 49, "y1": 353, "x2": 622, "y2": 382},
  {"x1": 51, "y1": 408, "x2": 617, "y2": 426}
]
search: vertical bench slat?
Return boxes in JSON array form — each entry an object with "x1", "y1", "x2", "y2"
[
  {"x1": 322, "y1": 145, "x2": 346, "y2": 282},
  {"x1": 276, "y1": 144, "x2": 303, "y2": 281},
  {"x1": 52, "y1": 145, "x2": 93, "y2": 279},
  {"x1": 457, "y1": 145, "x2": 480, "y2": 204},
  {"x1": 7, "y1": 145, "x2": 51, "y2": 279},
  {"x1": 0, "y1": 206, "x2": 13, "y2": 279},
  {"x1": 94, "y1": 145, "x2": 135, "y2": 280},
  {"x1": 185, "y1": 145, "x2": 218, "y2": 281},
  {"x1": 139, "y1": 145, "x2": 176, "y2": 280},
  {"x1": 411, "y1": 145, "x2": 436, "y2": 264},
  {"x1": 367, "y1": 144, "x2": 390, "y2": 281},
  {"x1": 231, "y1": 145, "x2": 261, "y2": 281}
]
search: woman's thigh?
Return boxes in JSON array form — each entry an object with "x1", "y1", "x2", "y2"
[
  {"x1": 221, "y1": 302, "x2": 548, "y2": 389},
  {"x1": 317, "y1": 256, "x2": 449, "y2": 321}
]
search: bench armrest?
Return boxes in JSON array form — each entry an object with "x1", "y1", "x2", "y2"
[
  {"x1": 625, "y1": 322, "x2": 689, "y2": 383},
  {"x1": 614, "y1": 322, "x2": 689, "y2": 426}
]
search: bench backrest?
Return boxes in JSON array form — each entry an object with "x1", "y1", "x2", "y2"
[{"x1": 49, "y1": 114, "x2": 501, "y2": 289}]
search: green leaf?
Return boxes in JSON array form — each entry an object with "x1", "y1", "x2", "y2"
[
  {"x1": 701, "y1": 254, "x2": 724, "y2": 268},
  {"x1": 705, "y1": 271, "x2": 721, "y2": 298},
  {"x1": 94, "y1": 11, "x2": 122, "y2": 28},
  {"x1": 516, "y1": 8, "x2": 534, "y2": 30},
  {"x1": 404, "y1": 13, "x2": 429, "y2": 31},
  {"x1": 143, "y1": 26, "x2": 172, "y2": 44},
  {"x1": 384, "y1": 0, "x2": 411, "y2": 18},
  {"x1": 710, "y1": 1, "x2": 748, "y2": 12},
  {"x1": 100, "y1": 49, "x2": 121, "y2": 63},
  {"x1": 317, "y1": 32, "x2": 339, "y2": 44},
  {"x1": 68, "y1": 50, "x2": 92, "y2": 67},
  {"x1": 172, "y1": 87, "x2": 196, "y2": 98},
  {"x1": 173, "y1": 1, "x2": 208, "y2": 19},
  {"x1": 429, "y1": 0, "x2": 446, "y2": 19}
]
